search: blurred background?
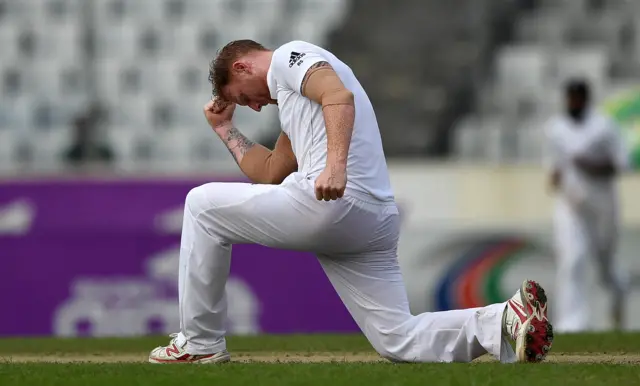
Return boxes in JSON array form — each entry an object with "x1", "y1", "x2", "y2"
[{"x1": 2, "y1": 0, "x2": 640, "y2": 338}]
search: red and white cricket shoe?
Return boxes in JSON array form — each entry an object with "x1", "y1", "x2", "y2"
[
  {"x1": 502, "y1": 280, "x2": 554, "y2": 363},
  {"x1": 149, "y1": 333, "x2": 231, "y2": 364}
]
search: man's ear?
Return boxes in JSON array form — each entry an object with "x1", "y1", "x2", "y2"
[{"x1": 232, "y1": 61, "x2": 249, "y2": 74}]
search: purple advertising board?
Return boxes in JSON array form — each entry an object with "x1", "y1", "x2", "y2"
[{"x1": 0, "y1": 177, "x2": 359, "y2": 337}]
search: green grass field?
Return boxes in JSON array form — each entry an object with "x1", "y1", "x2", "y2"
[{"x1": 1, "y1": 333, "x2": 639, "y2": 386}]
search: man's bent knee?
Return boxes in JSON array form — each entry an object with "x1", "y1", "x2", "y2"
[
  {"x1": 185, "y1": 185, "x2": 210, "y2": 216},
  {"x1": 186, "y1": 183, "x2": 234, "y2": 217}
]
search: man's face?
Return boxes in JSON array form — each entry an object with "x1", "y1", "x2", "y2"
[
  {"x1": 567, "y1": 94, "x2": 586, "y2": 113},
  {"x1": 222, "y1": 61, "x2": 275, "y2": 112},
  {"x1": 565, "y1": 90, "x2": 589, "y2": 122}
]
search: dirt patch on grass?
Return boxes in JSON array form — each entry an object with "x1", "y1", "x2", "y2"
[
  {"x1": 0, "y1": 353, "x2": 382, "y2": 364},
  {"x1": 476, "y1": 353, "x2": 640, "y2": 364},
  {"x1": 2, "y1": 352, "x2": 639, "y2": 364}
]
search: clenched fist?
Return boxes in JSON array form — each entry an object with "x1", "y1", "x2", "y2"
[
  {"x1": 314, "y1": 164, "x2": 347, "y2": 201},
  {"x1": 204, "y1": 98, "x2": 236, "y2": 132}
]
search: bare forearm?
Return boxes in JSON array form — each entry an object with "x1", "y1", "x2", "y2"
[
  {"x1": 216, "y1": 124, "x2": 255, "y2": 166},
  {"x1": 216, "y1": 126, "x2": 297, "y2": 184},
  {"x1": 323, "y1": 104, "x2": 355, "y2": 167}
]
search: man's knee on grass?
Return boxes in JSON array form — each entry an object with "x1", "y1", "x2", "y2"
[{"x1": 367, "y1": 327, "x2": 414, "y2": 363}]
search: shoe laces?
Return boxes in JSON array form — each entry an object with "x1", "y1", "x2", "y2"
[
  {"x1": 507, "y1": 319, "x2": 521, "y2": 341},
  {"x1": 166, "y1": 332, "x2": 181, "y2": 347}
]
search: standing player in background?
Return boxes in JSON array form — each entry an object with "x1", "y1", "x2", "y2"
[
  {"x1": 148, "y1": 39, "x2": 553, "y2": 364},
  {"x1": 545, "y1": 79, "x2": 630, "y2": 332}
]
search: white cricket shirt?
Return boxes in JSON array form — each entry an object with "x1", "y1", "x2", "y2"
[
  {"x1": 544, "y1": 110, "x2": 629, "y2": 205},
  {"x1": 266, "y1": 40, "x2": 394, "y2": 203}
]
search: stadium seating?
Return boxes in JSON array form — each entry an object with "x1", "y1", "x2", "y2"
[
  {"x1": 326, "y1": 0, "x2": 527, "y2": 157},
  {"x1": 0, "y1": 0, "x2": 348, "y2": 172},
  {"x1": 4, "y1": 0, "x2": 640, "y2": 169},
  {"x1": 453, "y1": 0, "x2": 640, "y2": 163}
]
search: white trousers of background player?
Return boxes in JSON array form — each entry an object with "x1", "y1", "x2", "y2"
[
  {"x1": 175, "y1": 172, "x2": 516, "y2": 363},
  {"x1": 553, "y1": 194, "x2": 628, "y2": 332}
]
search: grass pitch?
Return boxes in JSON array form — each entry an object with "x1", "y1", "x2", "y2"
[{"x1": 1, "y1": 333, "x2": 639, "y2": 385}]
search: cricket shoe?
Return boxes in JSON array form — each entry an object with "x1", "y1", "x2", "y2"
[
  {"x1": 149, "y1": 333, "x2": 231, "y2": 364},
  {"x1": 502, "y1": 280, "x2": 554, "y2": 363}
]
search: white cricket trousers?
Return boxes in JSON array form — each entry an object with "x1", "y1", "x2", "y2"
[
  {"x1": 553, "y1": 195, "x2": 627, "y2": 332},
  {"x1": 177, "y1": 172, "x2": 515, "y2": 363}
]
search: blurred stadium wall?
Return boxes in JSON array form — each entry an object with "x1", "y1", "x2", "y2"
[{"x1": 2, "y1": 0, "x2": 640, "y2": 336}]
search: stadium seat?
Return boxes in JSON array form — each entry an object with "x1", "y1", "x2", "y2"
[
  {"x1": 25, "y1": 125, "x2": 71, "y2": 168},
  {"x1": 0, "y1": 0, "x2": 359, "y2": 171},
  {"x1": 188, "y1": 132, "x2": 228, "y2": 163},
  {"x1": 538, "y1": 85, "x2": 564, "y2": 117},
  {"x1": 497, "y1": 46, "x2": 549, "y2": 91},
  {"x1": 0, "y1": 1, "x2": 35, "y2": 23},
  {"x1": 175, "y1": 92, "x2": 213, "y2": 127},
  {"x1": 133, "y1": 0, "x2": 167, "y2": 22},
  {"x1": 197, "y1": 26, "x2": 222, "y2": 56},
  {"x1": 232, "y1": 105, "x2": 280, "y2": 140},
  {"x1": 96, "y1": 23, "x2": 174, "y2": 60},
  {"x1": 164, "y1": 0, "x2": 189, "y2": 23},
  {"x1": 33, "y1": 62, "x2": 86, "y2": 99},
  {"x1": 106, "y1": 128, "x2": 154, "y2": 171},
  {"x1": 172, "y1": 24, "x2": 201, "y2": 58},
  {"x1": 150, "y1": 100, "x2": 179, "y2": 129},
  {"x1": 95, "y1": 59, "x2": 155, "y2": 98},
  {"x1": 537, "y1": 0, "x2": 588, "y2": 15},
  {"x1": 594, "y1": 14, "x2": 632, "y2": 68},
  {"x1": 27, "y1": 97, "x2": 87, "y2": 131},
  {"x1": 229, "y1": 0, "x2": 285, "y2": 42},
  {"x1": 150, "y1": 129, "x2": 192, "y2": 170},
  {"x1": 104, "y1": 97, "x2": 153, "y2": 128},
  {"x1": 0, "y1": 130, "x2": 19, "y2": 170},
  {"x1": 0, "y1": 22, "x2": 22, "y2": 62},
  {"x1": 92, "y1": 0, "x2": 138, "y2": 26},
  {"x1": 555, "y1": 46, "x2": 608, "y2": 101},
  {"x1": 632, "y1": 18, "x2": 640, "y2": 63},
  {"x1": 516, "y1": 12, "x2": 567, "y2": 47},
  {"x1": 142, "y1": 25, "x2": 181, "y2": 59},
  {"x1": 295, "y1": 0, "x2": 348, "y2": 32},
  {"x1": 609, "y1": 0, "x2": 640, "y2": 13},
  {"x1": 30, "y1": 0, "x2": 83, "y2": 24},
  {"x1": 0, "y1": 62, "x2": 33, "y2": 98},
  {"x1": 483, "y1": 124, "x2": 510, "y2": 163},
  {"x1": 288, "y1": 0, "x2": 348, "y2": 44},
  {"x1": 32, "y1": 23, "x2": 82, "y2": 61},
  {"x1": 209, "y1": 0, "x2": 264, "y2": 43},
  {"x1": 153, "y1": 59, "x2": 211, "y2": 96},
  {"x1": 495, "y1": 45, "x2": 549, "y2": 117},
  {"x1": 185, "y1": 0, "x2": 224, "y2": 22},
  {"x1": 515, "y1": 120, "x2": 546, "y2": 163},
  {"x1": 445, "y1": 0, "x2": 640, "y2": 164},
  {"x1": 0, "y1": 96, "x2": 30, "y2": 130},
  {"x1": 95, "y1": 24, "x2": 165, "y2": 60},
  {"x1": 452, "y1": 117, "x2": 485, "y2": 161}
]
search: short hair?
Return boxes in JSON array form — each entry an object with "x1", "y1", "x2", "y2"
[
  {"x1": 208, "y1": 39, "x2": 268, "y2": 99},
  {"x1": 564, "y1": 78, "x2": 590, "y2": 100}
]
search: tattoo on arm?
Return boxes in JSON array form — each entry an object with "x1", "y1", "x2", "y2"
[
  {"x1": 223, "y1": 127, "x2": 255, "y2": 165},
  {"x1": 300, "y1": 61, "x2": 332, "y2": 95}
]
